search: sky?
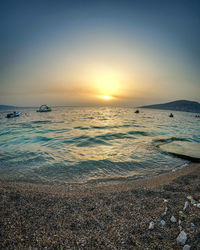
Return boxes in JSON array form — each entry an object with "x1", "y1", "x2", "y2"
[{"x1": 0, "y1": 0, "x2": 200, "y2": 106}]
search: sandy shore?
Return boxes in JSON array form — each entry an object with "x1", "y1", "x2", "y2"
[{"x1": 0, "y1": 163, "x2": 200, "y2": 249}]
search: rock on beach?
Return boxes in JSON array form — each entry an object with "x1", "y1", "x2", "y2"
[{"x1": 177, "y1": 231, "x2": 187, "y2": 245}]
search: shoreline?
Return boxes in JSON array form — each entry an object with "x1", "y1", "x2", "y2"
[
  {"x1": 0, "y1": 163, "x2": 200, "y2": 249},
  {"x1": 0, "y1": 162, "x2": 198, "y2": 195}
]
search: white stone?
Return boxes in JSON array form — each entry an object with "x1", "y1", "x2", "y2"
[
  {"x1": 197, "y1": 203, "x2": 200, "y2": 208},
  {"x1": 148, "y1": 221, "x2": 154, "y2": 230},
  {"x1": 162, "y1": 211, "x2": 167, "y2": 217},
  {"x1": 191, "y1": 223, "x2": 195, "y2": 227},
  {"x1": 170, "y1": 216, "x2": 177, "y2": 223},
  {"x1": 183, "y1": 201, "x2": 189, "y2": 211},
  {"x1": 183, "y1": 245, "x2": 191, "y2": 250},
  {"x1": 177, "y1": 231, "x2": 187, "y2": 245},
  {"x1": 163, "y1": 199, "x2": 168, "y2": 203},
  {"x1": 161, "y1": 220, "x2": 166, "y2": 226}
]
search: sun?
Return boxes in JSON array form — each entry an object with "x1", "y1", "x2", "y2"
[
  {"x1": 103, "y1": 95, "x2": 111, "y2": 100},
  {"x1": 90, "y1": 68, "x2": 122, "y2": 101}
]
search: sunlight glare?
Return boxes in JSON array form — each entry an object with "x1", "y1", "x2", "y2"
[
  {"x1": 103, "y1": 95, "x2": 111, "y2": 100},
  {"x1": 91, "y1": 69, "x2": 122, "y2": 101}
]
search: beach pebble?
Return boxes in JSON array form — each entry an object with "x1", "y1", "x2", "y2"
[
  {"x1": 148, "y1": 221, "x2": 154, "y2": 230},
  {"x1": 178, "y1": 220, "x2": 182, "y2": 225},
  {"x1": 187, "y1": 195, "x2": 192, "y2": 201},
  {"x1": 0, "y1": 194, "x2": 6, "y2": 202},
  {"x1": 197, "y1": 203, "x2": 200, "y2": 208},
  {"x1": 177, "y1": 231, "x2": 187, "y2": 245},
  {"x1": 162, "y1": 211, "x2": 167, "y2": 217},
  {"x1": 183, "y1": 245, "x2": 191, "y2": 250},
  {"x1": 170, "y1": 216, "x2": 177, "y2": 223},
  {"x1": 183, "y1": 201, "x2": 189, "y2": 211},
  {"x1": 191, "y1": 223, "x2": 195, "y2": 227},
  {"x1": 187, "y1": 195, "x2": 196, "y2": 204},
  {"x1": 163, "y1": 199, "x2": 168, "y2": 203},
  {"x1": 179, "y1": 211, "x2": 186, "y2": 220},
  {"x1": 179, "y1": 225, "x2": 182, "y2": 231},
  {"x1": 160, "y1": 220, "x2": 166, "y2": 226}
]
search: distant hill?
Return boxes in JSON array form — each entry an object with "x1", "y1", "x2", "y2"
[
  {"x1": 0, "y1": 105, "x2": 18, "y2": 110},
  {"x1": 139, "y1": 100, "x2": 200, "y2": 113}
]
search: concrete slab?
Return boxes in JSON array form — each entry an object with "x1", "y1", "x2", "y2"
[{"x1": 159, "y1": 141, "x2": 200, "y2": 162}]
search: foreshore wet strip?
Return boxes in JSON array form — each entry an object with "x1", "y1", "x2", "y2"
[{"x1": 0, "y1": 163, "x2": 200, "y2": 249}]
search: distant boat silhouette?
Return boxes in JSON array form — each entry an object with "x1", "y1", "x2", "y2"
[{"x1": 135, "y1": 110, "x2": 140, "y2": 114}]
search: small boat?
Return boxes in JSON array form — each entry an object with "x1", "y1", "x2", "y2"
[
  {"x1": 6, "y1": 111, "x2": 20, "y2": 118},
  {"x1": 169, "y1": 113, "x2": 174, "y2": 118},
  {"x1": 37, "y1": 104, "x2": 52, "y2": 112},
  {"x1": 135, "y1": 110, "x2": 140, "y2": 114}
]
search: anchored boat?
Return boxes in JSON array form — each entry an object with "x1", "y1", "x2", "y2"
[
  {"x1": 6, "y1": 111, "x2": 20, "y2": 118},
  {"x1": 37, "y1": 105, "x2": 52, "y2": 112}
]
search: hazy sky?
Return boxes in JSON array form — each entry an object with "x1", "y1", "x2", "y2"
[{"x1": 1, "y1": 0, "x2": 200, "y2": 106}]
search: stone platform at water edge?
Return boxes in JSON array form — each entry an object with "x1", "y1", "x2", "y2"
[{"x1": 159, "y1": 141, "x2": 200, "y2": 162}]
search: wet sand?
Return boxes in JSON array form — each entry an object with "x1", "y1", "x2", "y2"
[{"x1": 0, "y1": 163, "x2": 200, "y2": 249}]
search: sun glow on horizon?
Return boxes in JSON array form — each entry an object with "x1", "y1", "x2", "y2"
[
  {"x1": 90, "y1": 68, "x2": 124, "y2": 102},
  {"x1": 103, "y1": 95, "x2": 111, "y2": 100}
]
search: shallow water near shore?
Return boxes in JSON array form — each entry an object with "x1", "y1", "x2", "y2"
[{"x1": 0, "y1": 106, "x2": 199, "y2": 184}]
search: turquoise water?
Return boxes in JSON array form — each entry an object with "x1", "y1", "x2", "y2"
[{"x1": 0, "y1": 107, "x2": 199, "y2": 184}]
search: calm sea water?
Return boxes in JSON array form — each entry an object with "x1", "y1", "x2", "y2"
[{"x1": 0, "y1": 106, "x2": 199, "y2": 184}]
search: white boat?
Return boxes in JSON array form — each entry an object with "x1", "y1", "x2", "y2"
[
  {"x1": 37, "y1": 104, "x2": 52, "y2": 112},
  {"x1": 6, "y1": 111, "x2": 20, "y2": 118}
]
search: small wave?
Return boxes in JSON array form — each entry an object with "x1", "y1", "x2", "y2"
[
  {"x1": 75, "y1": 135, "x2": 90, "y2": 140},
  {"x1": 84, "y1": 116, "x2": 94, "y2": 120},
  {"x1": 32, "y1": 120, "x2": 51, "y2": 124},
  {"x1": 77, "y1": 138, "x2": 111, "y2": 147},
  {"x1": 91, "y1": 124, "x2": 132, "y2": 130},
  {"x1": 153, "y1": 137, "x2": 189, "y2": 144},
  {"x1": 127, "y1": 131, "x2": 150, "y2": 136},
  {"x1": 97, "y1": 132, "x2": 134, "y2": 141},
  {"x1": 91, "y1": 125, "x2": 110, "y2": 129},
  {"x1": 62, "y1": 132, "x2": 135, "y2": 147},
  {"x1": 172, "y1": 162, "x2": 190, "y2": 172},
  {"x1": 62, "y1": 135, "x2": 90, "y2": 145},
  {"x1": 34, "y1": 128, "x2": 71, "y2": 134},
  {"x1": 0, "y1": 131, "x2": 11, "y2": 136},
  {"x1": 32, "y1": 136, "x2": 53, "y2": 142},
  {"x1": 86, "y1": 172, "x2": 143, "y2": 183},
  {"x1": 74, "y1": 126, "x2": 89, "y2": 130}
]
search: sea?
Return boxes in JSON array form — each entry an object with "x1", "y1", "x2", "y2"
[{"x1": 0, "y1": 106, "x2": 199, "y2": 185}]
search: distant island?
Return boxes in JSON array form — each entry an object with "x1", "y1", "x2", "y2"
[
  {"x1": 0, "y1": 105, "x2": 18, "y2": 110},
  {"x1": 139, "y1": 100, "x2": 200, "y2": 113}
]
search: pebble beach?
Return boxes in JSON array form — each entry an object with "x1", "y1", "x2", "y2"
[{"x1": 0, "y1": 163, "x2": 200, "y2": 249}]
